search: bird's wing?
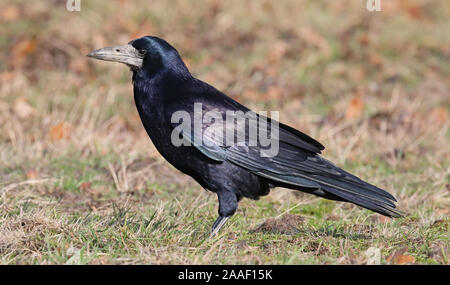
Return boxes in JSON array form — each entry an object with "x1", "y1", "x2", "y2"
[{"x1": 167, "y1": 82, "x2": 401, "y2": 217}]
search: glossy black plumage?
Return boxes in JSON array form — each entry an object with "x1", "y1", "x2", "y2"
[{"x1": 90, "y1": 36, "x2": 401, "y2": 235}]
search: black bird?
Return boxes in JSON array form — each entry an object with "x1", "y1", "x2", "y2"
[{"x1": 88, "y1": 36, "x2": 401, "y2": 236}]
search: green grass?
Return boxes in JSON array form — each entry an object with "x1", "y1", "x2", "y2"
[{"x1": 1, "y1": 182, "x2": 447, "y2": 264}]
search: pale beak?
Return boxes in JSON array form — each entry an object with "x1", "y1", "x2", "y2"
[{"x1": 87, "y1": 44, "x2": 143, "y2": 69}]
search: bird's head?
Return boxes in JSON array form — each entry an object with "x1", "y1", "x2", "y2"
[{"x1": 87, "y1": 36, "x2": 190, "y2": 77}]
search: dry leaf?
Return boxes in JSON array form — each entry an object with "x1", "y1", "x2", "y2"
[
  {"x1": 26, "y1": 170, "x2": 38, "y2": 179},
  {"x1": 13, "y1": 97, "x2": 35, "y2": 118},
  {"x1": 387, "y1": 247, "x2": 416, "y2": 265},
  {"x1": 359, "y1": 34, "x2": 370, "y2": 46},
  {"x1": 13, "y1": 39, "x2": 38, "y2": 61},
  {"x1": 49, "y1": 123, "x2": 71, "y2": 141},
  {"x1": 401, "y1": 3, "x2": 424, "y2": 19},
  {"x1": 345, "y1": 96, "x2": 364, "y2": 120},
  {"x1": 79, "y1": 182, "x2": 92, "y2": 192},
  {"x1": 396, "y1": 254, "x2": 415, "y2": 265}
]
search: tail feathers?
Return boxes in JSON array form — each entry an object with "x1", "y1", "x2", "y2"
[
  {"x1": 262, "y1": 170, "x2": 402, "y2": 217},
  {"x1": 320, "y1": 184, "x2": 402, "y2": 218},
  {"x1": 311, "y1": 175, "x2": 397, "y2": 207}
]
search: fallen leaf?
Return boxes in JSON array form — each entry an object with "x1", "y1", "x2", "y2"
[
  {"x1": 387, "y1": 247, "x2": 415, "y2": 265},
  {"x1": 26, "y1": 170, "x2": 38, "y2": 179},
  {"x1": 359, "y1": 34, "x2": 370, "y2": 46},
  {"x1": 12, "y1": 39, "x2": 38, "y2": 62},
  {"x1": 49, "y1": 123, "x2": 71, "y2": 141},
  {"x1": 345, "y1": 95, "x2": 364, "y2": 120},
  {"x1": 396, "y1": 254, "x2": 415, "y2": 265},
  {"x1": 401, "y1": 2, "x2": 424, "y2": 19},
  {"x1": 79, "y1": 182, "x2": 92, "y2": 192}
]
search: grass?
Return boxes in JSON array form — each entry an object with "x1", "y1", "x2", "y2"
[{"x1": 0, "y1": 0, "x2": 449, "y2": 264}]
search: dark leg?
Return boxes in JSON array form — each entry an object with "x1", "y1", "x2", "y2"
[
  {"x1": 210, "y1": 216, "x2": 230, "y2": 238},
  {"x1": 210, "y1": 190, "x2": 238, "y2": 237}
]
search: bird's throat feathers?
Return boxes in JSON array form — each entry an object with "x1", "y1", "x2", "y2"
[{"x1": 132, "y1": 57, "x2": 191, "y2": 92}]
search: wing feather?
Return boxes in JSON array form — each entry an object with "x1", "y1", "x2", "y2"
[{"x1": 168, "y1": 82, "x2": 400, "y2": 217}]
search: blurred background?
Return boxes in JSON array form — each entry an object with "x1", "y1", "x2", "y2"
[{"x1": 0, "y1": 0, "x2": 448, "y2": 264}]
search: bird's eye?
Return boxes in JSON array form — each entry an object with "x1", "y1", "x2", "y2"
[{"x1": 139, "y1": 49, "x2": 147, "y2": 56}]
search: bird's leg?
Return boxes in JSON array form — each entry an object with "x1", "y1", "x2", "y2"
[
  {"x1": 209, "y1": 190, "x2": 238, "y2": 238},
  {"x1": 210, "y1": 216, "x2": 230, "y2": 238}
]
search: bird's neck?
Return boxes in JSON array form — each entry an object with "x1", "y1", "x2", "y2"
[
  {"x1": 133, "y1": 68, "x2": 189, "y2": 98},
  {"x1": 132, "y1": 68, "x2": 193, "y2": 123}
]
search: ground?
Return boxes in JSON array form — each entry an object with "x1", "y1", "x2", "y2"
[{"x1": 0, "y1": 0, "x2": 448, "y2": 264}]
